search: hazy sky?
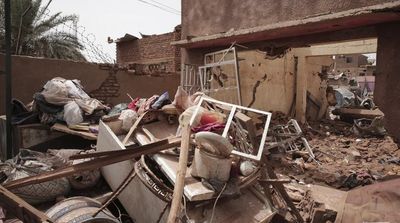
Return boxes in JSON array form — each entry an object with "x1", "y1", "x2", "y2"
[{"x1": 48, "y1": 0, "x2": 181, "y2": 61}]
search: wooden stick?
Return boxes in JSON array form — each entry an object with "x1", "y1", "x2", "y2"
[
  {"x1": 4, "y1": 138, "x2": 181, "y2": 190},
  {"x1": 127, "y1": 93, "x2": 134, "y2": 102},
  {"x1": 258, "y1": 179, "x2": 291, "y2": 184},
  {"x1": 167, "y1": 124, "x2": 191, "y2": 223},
  {"x1": 122, "y1": 111, "x2": 147, "y2": 145},
  {"x1": 0, "y1": 185, "x2": 52, "y2": 223}
]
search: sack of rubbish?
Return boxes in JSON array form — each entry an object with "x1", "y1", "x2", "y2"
[
  {"x1": 119, "y1": 109, "x2": 138, "y2": 132},
  {"x1": 64, "y1": 101, "x2": 84, "y2": 126}
]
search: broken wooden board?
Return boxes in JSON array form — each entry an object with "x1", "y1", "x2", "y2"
[
  {"x1": 51, "y1": 123, "x2": 97, "y2": 140},
  {"x1": 0, "y1": 185, "x2": 52, "y2": 223},
  {"x1": 333, "y1": 108, "x2": 384, "y2": 119},
  {"x1": 235, "y1": 112, "x2": 258, "y2": 149},
  {"x1": 4, "y1": 124, "x2": 179, "y2": 190}
]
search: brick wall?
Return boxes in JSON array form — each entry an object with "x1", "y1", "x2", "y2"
[
  {"x1": 0, "y1": 54, "x2": 181, "y2": 114},
  {"x1": 90, "y1": 72, "x2": 120, "y2": 103},
  {"x1": 116, "y1": 26, "x2": 181, "y2": 75}
]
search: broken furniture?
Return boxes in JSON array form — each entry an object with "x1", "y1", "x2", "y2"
[
  {"x1": 0, "y1": 185, "x2": 52, "y2": 223},
  {"x1": 332, "y1": 108, "x2": 384, "y2": 120},
  {"x1": 189, "y1": 96, "x2": 271, "y2": 161},
  {"x1": 97, "y1": 104, "x2": 279, "y2": 222},
  {"x1": 266, "y1": 119, "x2": 315, "y2": 159}
]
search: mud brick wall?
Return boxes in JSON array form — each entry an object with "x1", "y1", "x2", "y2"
[
  {"x1": 90, "y1": 73, "x2": 120, "y2": 103},
  {"x1": 116, "y1": 27, "x2": 181, "y2": 75},
  {"x1": 0, "y1": 54, "x2": 180, "y2": 114}
]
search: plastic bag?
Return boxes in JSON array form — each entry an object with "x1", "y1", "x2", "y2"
[
  {"x1": 119, "y1": 109, "x2": 138, "y2": 131},
  {"x1": 63, "y1": 101, "x2": 83, "y2": 126}
]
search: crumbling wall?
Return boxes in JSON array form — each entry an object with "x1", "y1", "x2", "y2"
[
  {"x1": 117, "y1": 28, "x2": 181, "y2": 74},
  {"x1": 0, "y1": 54, "x2": 180, "y2": 114},
  {"x1": 238, "y1": 50, "x2": 296, "y2": 113},
  {"x1": 181, "y1": 0, "x2": 395, "y2": 39},
  {"x1": 375, "y1": 22, "x2": 400, "y2": 142},
  {"x1": 206, "y1": 49, "x2": 331, "y2": 115}
]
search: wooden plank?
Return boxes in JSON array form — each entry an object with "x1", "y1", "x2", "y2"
[
  {"x1": 122, "y1": 111, "x2": 148, "y2": 145},
  {"x1": 4, "y1": 129, "x2": 180, "y2": 190},
  {"x1": 51, "y1": 123, "x2": 97, "y2": 140},
  {"x1": 0, "y1": 185, "x2": 52, "y2": 223},
  {"x1": 167, "y1": 124, "x2": 191, "y2": 223},
  {"x1": 333, "y1": 108, "x2": 384, "y2": 119},
  {"x1": 235, "y1": 112, "x2": 258, "y2": 149}
]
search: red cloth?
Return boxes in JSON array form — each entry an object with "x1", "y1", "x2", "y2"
[
  {"x1": 128, "y1": 97, "x2": 140, "y2": 111},
  {"x1": 192, "y1": 123, "x2": 225, "y2": 133}
]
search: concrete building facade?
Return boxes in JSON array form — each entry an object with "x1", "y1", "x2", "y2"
[{"x1": 173, "y1": 0, "x2": 400, "y2": 141}]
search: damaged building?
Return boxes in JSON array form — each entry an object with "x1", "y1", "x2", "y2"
[{"x1": 1, "y1": 0, "x2": 400, "y2": 223}]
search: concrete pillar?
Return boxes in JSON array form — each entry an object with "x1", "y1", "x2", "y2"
[
  {"x1": 295, "y1": 56, "x2": 307, "y2": 123},
  {"x1": 375, "y1": 22, "x2": 400, "y2": 142}
]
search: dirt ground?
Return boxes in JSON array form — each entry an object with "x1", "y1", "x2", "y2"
[{"x1": 269, "y1": 113, "x2": 400, "y2": 191}]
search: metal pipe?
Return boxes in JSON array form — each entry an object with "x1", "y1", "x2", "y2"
[{"x1": 4, "y1": 0, "x2": 13, "y2": 159}]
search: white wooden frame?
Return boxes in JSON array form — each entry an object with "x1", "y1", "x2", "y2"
[{"x1": 190, "y1": 96, "x2": 271, "y2": 161}]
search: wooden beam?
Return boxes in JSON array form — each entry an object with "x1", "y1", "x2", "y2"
[
  {"x1": 332, "y1": 108, "x2": 384, "y2": 119},
  {"x1": 235, "y1": 112, "x2": 258, "y2": 149},
  {"x1": 167, "y1": 125, "x2": 191, "y2": 223},
  {"x1": 0, "y1": 185, "x2": 52, "y2": 223},
  {"x1": 306, "y1": 39, "x2": 377, "y2": 56},
  {"x1": 3, "y1": 138, "x2": 181, "y2": 190}
]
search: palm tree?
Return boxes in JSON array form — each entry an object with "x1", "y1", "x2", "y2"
[{"x1": 0, "y1": 0, "x2": 86, "y2": 61}]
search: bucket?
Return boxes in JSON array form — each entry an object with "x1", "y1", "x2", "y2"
[
  {"x1": 191, "y1": 148, "x2": 232, "y2": 182},
  {"x1": 46, "y1": 196, "x2": 119, "y2": 223}
]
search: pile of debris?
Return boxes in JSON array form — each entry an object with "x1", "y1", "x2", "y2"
[{"x1": 1, "y1": 76, "x2": 399, "y2": 223}]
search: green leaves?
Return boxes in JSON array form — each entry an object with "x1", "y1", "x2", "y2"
[{"x1": 0, "y1": 0, "x2": 86, "y2": 61}]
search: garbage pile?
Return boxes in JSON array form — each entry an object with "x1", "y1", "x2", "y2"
[
  {"x1": 1, "y1": 83, "x2": 399, "y2": 223},
  {"x1": 32, "y1": 77, "x2": 109, "y2": 126},
  {"x1": 326, "y1": 80, "x2": 386, "y2": 138}
]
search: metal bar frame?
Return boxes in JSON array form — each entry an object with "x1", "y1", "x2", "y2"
[{"x1": 199, "y1": 47, "x2": 242, "y2": 105}]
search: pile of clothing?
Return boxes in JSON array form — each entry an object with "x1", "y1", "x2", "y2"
[
  {"x1": 33, "y1": 77, "x2": 109, "y2": 126},
  {"x1": 108, "y1": 91, "x2": 171, "y2": 132}
]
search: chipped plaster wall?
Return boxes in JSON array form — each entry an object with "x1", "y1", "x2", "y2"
[
  {"x1": 182, "y1": 0, "x2": 395, "y2": 38},
  {"x1": 234, "y1": 49, "x2": 331, "y2": 115},
  {"x1": 237, "y1": 50, "x2": 296, "y2": 113}
]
